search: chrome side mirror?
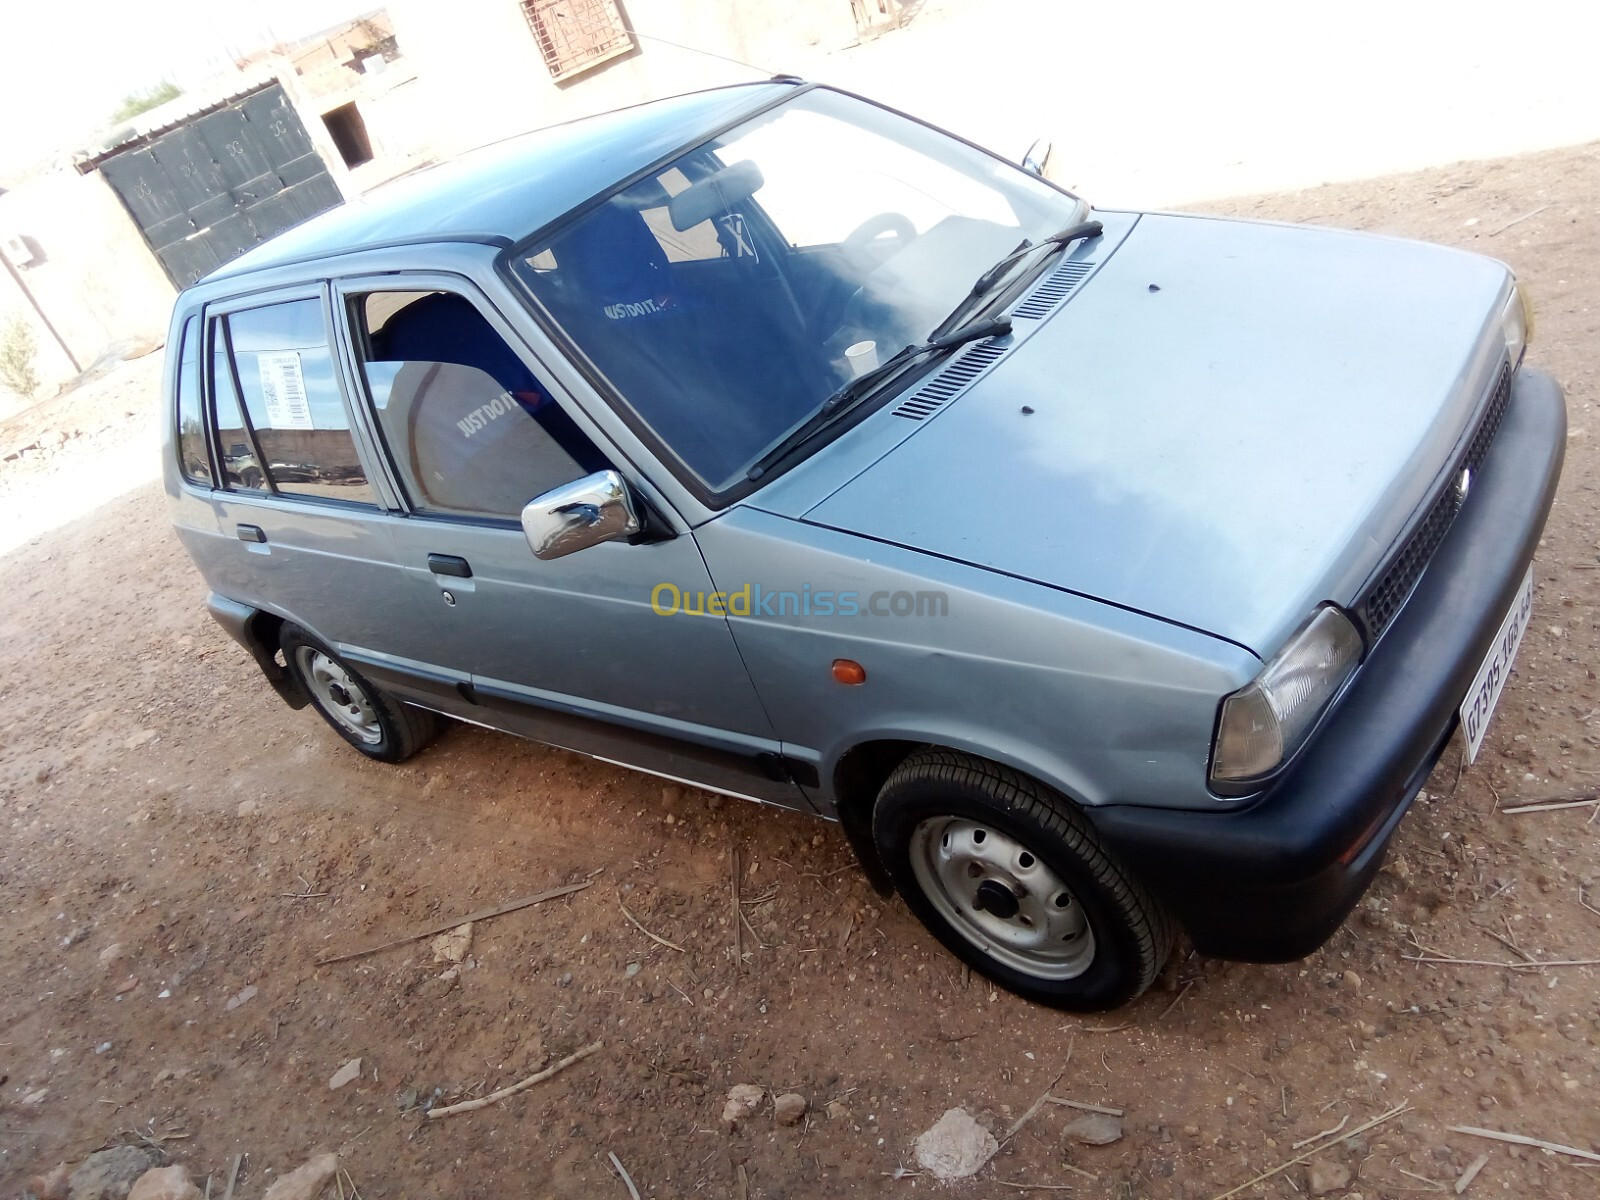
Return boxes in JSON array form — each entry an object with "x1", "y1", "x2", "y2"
[
  {"x1": 521, "y1": 470, "x2": 641, "y2": 560},
  {"x1": 1021, "y1": 138, "x2": 1052, "y2": 178}
]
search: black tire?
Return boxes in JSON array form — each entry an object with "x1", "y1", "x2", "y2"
[
  {"x1": 279, "y1": 624, "x2": 437, "y2": 763},
  {"x1": 873, "y1": 748, "x2": 1172, "y2": 1011}
]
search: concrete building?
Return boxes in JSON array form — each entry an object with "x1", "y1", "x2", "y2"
[
  {"x1": 0, "y1": 9, "x2": 430, "y2": 404},
  {"x1": 383, "y1": 0, "x2": 872, "y2": 157},
  {"x1": 0, "y1": 1, "x2": 907, "y2": 407}
]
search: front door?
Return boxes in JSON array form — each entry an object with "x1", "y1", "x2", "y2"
[{"x1": 331, "y1": 277, "x2": 808, "y2": 809}]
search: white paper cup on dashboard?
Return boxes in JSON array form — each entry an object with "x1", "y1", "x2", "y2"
[{"x1": 845, "y1": 340, "x2": 879, "y2": 377}]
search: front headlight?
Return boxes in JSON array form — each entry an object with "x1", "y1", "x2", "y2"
[
  {"x1": 1500, "y1": 282, "x2": 1532, "y2": 368},
  {"x1": 1210, "y1": 606, "x2": 1364, "y2": 786}
]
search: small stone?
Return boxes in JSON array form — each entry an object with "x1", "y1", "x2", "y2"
[
  {"x1": 705, "y1": 794, "x2": 723, "y2": 811},
  {"x1": 722, "y1": 1083, "x2": 765, "y2": 1124},
  {"x1": 236, "y1": 799, "x2": 258, "y2": 817},
  {"x1": 27, "y1": 1163, "x2": 72, "y2": 1200},
  {"x1": 1308, "y1": 1158, "x2": 1352, "y2": 1196},
  {"x1": 1063, "y1": 1112, "x2": 1124, "y2": 1146},
  {"x1": 914, "y1": 1108, "x2": 998, "y2": 1181},
  {"x1": 35, "y1": 765, "x2": 54, "y2": 784},
  {"x1": 624, "y1": 962, "x2": 641, "y2": 979},
  {"x1": 1342, "y1": 970, "x2": 1362, "y2": 992},
  {"x1": 21, "y1": 1087, "x2": 49, "y2": 1106},
  {"x1": 329, "y1": 1057, "x2": 363, "y2": 1090},
  {"x1": 261, "y1": 1154, "x2": 339, "y2": 1200},
  {"x1": 1182, "y1": 1124, "x2": 1200, "y2": 1136},
  {"x1": 154, "y1": 1068, "x2": 178, "y2": 1084},
  {"x1": 68, "y1": 1145, "x2": 158, "y2": 1200},
  {"x1": 430, "y1": 922, "x2": 473, "y2": 964},
  {"x1": 225, "y1": 984, "x2": 257, "y2": 1011},
  {"x1": 97, "y1": 944, "x2": 125, "y2": 968},
  {"x1": 661, "y1": 784, "x2": 683, "y2": 805},
  {"x1": 558, "y1": 972, "x2": 573, "y2": 987},
  {"x1": 115, "y1": 976, "x2": 139, "y2": 995},
  {"x1": 128, "y1": 1165, "x2": 204, "y2": 1200},
  {"x1": 826, "y1": 1099, "x2": 849, "y2": 1121},
  {"x1": 773, "y1": 1093, "x2": 808, "y2": 1125}
]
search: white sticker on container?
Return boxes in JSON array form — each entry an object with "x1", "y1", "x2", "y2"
[{"x1": 257, "y1": 351, "x2": 313, "y2": 430}]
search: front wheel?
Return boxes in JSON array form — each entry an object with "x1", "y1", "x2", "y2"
[
  {"x1": 873, "y1": 749, "x2": 1172, "y2": 1010},
  {"x1": 279, "y1": 625, "x2": 437, "y2": 763}
]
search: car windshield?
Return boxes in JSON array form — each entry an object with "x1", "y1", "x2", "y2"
[{"x1": 510, "y1": 87, "x2": 1085, "y2": 493}]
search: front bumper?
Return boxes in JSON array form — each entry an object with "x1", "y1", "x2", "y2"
[{"x1": 1087, "y1": 367, "x2": 1566, "y2": 961}]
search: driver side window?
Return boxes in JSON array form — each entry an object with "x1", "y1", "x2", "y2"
[{"x1": 349, "y1": 290, "x2": 608, "y2": 520}]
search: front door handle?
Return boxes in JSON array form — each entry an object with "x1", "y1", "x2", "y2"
[
  {"x1": 427, "y1": 553, "x2": 473, "y2": 578},
  {"x1": 236, "y1": 524, "x2": 266, "y2": 543}
]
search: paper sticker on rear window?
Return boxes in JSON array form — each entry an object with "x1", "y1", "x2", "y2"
[{"x1": 258, "y1": 351, "x2": 314, "y2": 430}]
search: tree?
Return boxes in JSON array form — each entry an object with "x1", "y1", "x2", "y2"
[
  {"x1": 0, "y1": 313, "x2": 40, "y2": 401},
  {"x1": 110, "y1": 81, "x2": 183, "y2": 125}
]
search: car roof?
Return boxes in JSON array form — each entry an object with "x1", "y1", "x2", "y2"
[{"x1": 207, "y1": 81, "x2": 797, "y2": 285}]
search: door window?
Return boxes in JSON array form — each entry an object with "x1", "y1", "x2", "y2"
[
  {"x1": 211, "y1": 331, "x2": 266, "y2": 493},
  {"x1": 349, "y1": 290, "x2": 607, "y2": 520},
  {"x1": 210, "y1": 297, "x2": 377, "y2": 505}
]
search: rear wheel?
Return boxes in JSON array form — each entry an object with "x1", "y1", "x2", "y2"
[
  {"x1": 873, "y1": 748, "x2": 1172, "y2": 1010},
  {"x1": 279, "y1": 625, "x2": 437, "y2": 763}
]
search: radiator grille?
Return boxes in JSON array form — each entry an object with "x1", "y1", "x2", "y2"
[{"x1": 1356, "y1": 362, "x2": 1514, "y2": 640}]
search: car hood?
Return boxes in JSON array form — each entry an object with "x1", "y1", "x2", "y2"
[{"x1": 791, "y1": 212, "x2": 1513, "y2": 655}]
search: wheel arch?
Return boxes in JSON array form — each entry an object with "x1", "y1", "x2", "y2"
[
  {"x1": 204, "y1": 593, "x2": 309, "y2": 709},
  {"x1": 829, "y1": 736, "x2": 1099, "y2": 896}
]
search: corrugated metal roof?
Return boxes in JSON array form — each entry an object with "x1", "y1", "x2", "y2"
[{"x1": 75, "y1": 68, "x2": 281, "y2": 170}]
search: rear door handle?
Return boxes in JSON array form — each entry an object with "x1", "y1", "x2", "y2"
[
  {"x1": 236, "y1": 524, "x2": 266, "y2": 543},
  {"x1": 427, "y1": 553, "x2": 473, "y2": 578}
]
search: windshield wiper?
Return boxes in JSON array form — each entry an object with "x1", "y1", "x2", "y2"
[
  {"x1": 933, "y1": 219, "x2": 1103, "y2": 339},
  {"x1": 745, "y1": 315, "x2": 1014, "y2": 482}
]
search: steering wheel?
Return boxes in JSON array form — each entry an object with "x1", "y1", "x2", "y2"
[{"x1": 841, "y1": 212, "x2": 917, "y2": 266}]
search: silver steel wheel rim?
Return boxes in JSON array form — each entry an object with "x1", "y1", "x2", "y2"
[
  {"x1": 296, "y1": 647, "x2": 382, "y2": 745},
  {"x1": 909, "y1": 816, "x2": 1096, "y2": 980}
]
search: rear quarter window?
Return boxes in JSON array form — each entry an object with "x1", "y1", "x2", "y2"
[{"x1": 174, "y1": 316, "x2": 212, "y2": 485}]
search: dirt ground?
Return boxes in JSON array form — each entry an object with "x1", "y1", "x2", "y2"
[{"x1": 2, "y1": 142, "x2": 1598, "y2": 1200}]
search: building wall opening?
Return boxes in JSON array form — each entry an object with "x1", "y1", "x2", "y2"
[{"x1": 322, "y1": 103, "x2": 374, "y2": 168}]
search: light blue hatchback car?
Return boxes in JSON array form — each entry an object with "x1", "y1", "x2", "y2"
[{"x1": 164, "y1": 79, "x2": 1564, "y2": 1009}]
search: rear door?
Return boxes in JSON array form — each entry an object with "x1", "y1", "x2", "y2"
[
  {"x1": 330, "y1": 274, "x2": 809, "y2": 808},
  {"x1": 199, "y1": 286, "x2": 413, "y2": 658}
]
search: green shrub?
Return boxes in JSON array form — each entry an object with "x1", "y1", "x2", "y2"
[
  {"x1": 110, "y1": 81, "x2": 182, "y2": 125},
  {"x1": 0, "y1": 313, "x2": 41, "y2": 401}
]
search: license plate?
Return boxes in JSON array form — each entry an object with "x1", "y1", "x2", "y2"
[{"x1": 1460, "y1": 565, "x2": 1534, "y2": 763}]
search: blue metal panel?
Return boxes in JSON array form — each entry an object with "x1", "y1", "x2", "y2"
[
  {"x1": 693, "y1": 506, "x2": 1256, "y2": 814},
  {"x1": 801, "y1": 214, "x2": 1512, "y2": 655}
]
